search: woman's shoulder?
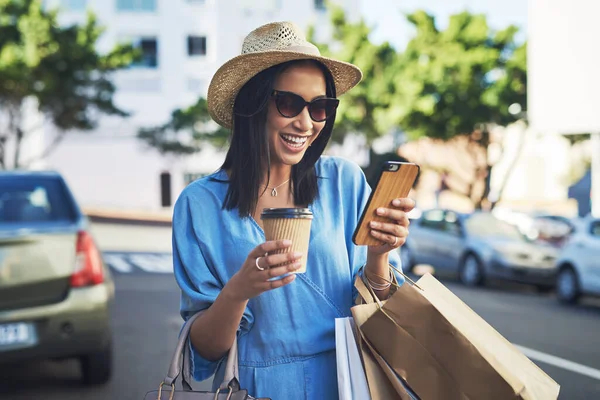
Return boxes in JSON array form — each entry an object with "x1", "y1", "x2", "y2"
[
  {"x1": 175, "y1": 170, "x2": 227, "y2": 207},
  {"x1": 316, "y1": 155, "x2": 365, "y2": 178}
]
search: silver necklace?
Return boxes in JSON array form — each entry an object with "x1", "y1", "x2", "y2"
[{"x1": 265, "y1": 179, "x2": 290, "y2": 197}]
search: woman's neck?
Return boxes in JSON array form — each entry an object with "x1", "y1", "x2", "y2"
[{"x1": 262, "y1": 166, "x2": 292, "y2": 189}]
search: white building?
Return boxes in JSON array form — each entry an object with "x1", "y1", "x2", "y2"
[
  {"x1": 528, "y1": 0, "x2": 600, "y2": 217},
  {"x1": 36, "y1": 0, "x2": 359, "y2": 213}
]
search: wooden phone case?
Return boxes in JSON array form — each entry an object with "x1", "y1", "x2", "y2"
[{"x1": 352, "y1": 162, "x2": 420, "y2": 246}]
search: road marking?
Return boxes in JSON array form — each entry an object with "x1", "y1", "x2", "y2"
[
  {"x1": 128, "y1": 254, "x2": 173, "y2": 273},
  {"x1": 516, "y1": 344, "x2": 600, "y2": 381},
  {"x1": 103, "y1": 254, "x2": 133, "y2": 273},
  {"x1": 103, "y1": 252, "x2": 173, "y2": 274}
]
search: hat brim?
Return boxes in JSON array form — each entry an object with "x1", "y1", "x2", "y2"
[{"x1": 207, "y1": 50, "x2": 363, "y2": 129}]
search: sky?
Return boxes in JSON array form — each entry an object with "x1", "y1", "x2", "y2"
[{"x1": 359, "y1": 0, "x2": 528, "y2": 50}]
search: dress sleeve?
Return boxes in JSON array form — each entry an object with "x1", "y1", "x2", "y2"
[{"x1": 172, "y1": 189, "x2": 254, "y2": 382}]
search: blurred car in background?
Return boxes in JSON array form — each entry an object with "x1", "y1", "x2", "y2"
[
  {"x1": 0, "y1": 171, "x2": 114, "y2": 385},
  {"x1": 555, "y1": 216, "x2": 600, "y2": 304},
  {"x1": 400, "y1": 209, "x2": 559, "y2": 290},
  {"x1": 492, "y1": 207, "x2": 576, "y2": 247},
  {"x1": 528, "y1": 214, "x2": 576, "y2": 247}
]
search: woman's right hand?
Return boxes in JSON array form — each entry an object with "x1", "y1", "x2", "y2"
[{"x1": 224, "y1": 239, "x2": 302, "y2": 302}]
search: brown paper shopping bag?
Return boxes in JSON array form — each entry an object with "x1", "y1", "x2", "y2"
[
  {"x1": 355, "y1": 271, "x2": 560, "y2": 400},
  {"x1": 351, "y1": 273, "x2": 414, "y2": 400},
  {"x1": 415, "y1": 273, "x2": 560, "y2": 400}
]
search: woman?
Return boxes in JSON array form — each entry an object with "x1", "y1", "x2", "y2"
[{"x1": 173, "y1": 21, "x2": 415, "y2": 399}]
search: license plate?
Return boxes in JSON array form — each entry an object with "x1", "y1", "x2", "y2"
[{"x1": 0, "y1": 323, "x2": 36, "y2": 350}]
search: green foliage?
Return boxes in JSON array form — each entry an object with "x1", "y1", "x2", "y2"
[
  {"x1": 0, "y1": 0, "x2": 138, "y2": 168},
  {"x1": 309, "y1": 7, "x2": 526, "y2": 145},
  {"x1": 308, "y1": 5, "x2": 401, "y2": 143},
  {"x1": 396, "y1": 10, "x2": 527, "y2": 141},
  {"x1": 138, "y1": 97, "x2": 230, "y2": 155},
  {"x1": 138, "y1": 6, "x2": 527, "y2": 163}
]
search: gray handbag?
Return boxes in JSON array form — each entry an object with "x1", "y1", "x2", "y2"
[{"x1": 144, "y1": 312, "x2": 269, "y2": 400}]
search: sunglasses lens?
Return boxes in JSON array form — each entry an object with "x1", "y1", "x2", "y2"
[
  {"x1": 309, "y1": 99, "x2": 338, "y2": 122},
  {"x1": 276, "y1": 93, "x2": 305, "y2": 118}
]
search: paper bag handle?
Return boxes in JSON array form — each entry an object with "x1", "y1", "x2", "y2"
[
  {"x1": 355, "y1": 274, "x2": 377, "y2": 305},
  {"x1": 355, "y1": 264, "x2": 423, "y2": 303}
]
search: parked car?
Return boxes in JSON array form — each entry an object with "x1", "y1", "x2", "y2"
[
  {"x1": 529, "y1": 214, "x2": 576, "y2": 247},
  {"x1": 492, "y1": 208, "x2": 575, "y2": 246},
  {"x1": 400, "y1": 209, "x2": 559, "y2": 290},
  {"x1": 0, "y1": 171, "x2": 114, "y2": 385},
  {"x1": 555, "y1": 216, "x2": 600, "y2": 304}
]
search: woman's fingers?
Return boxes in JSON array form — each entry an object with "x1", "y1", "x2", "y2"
[
  {"x1": 391, "y1": 198, "x2": 416, "y2": 212},
  {"x1": 263, "y1": 251, "x2": 302, "y2": 268},
  {"x1": 369, "y1": 228, "x2": 407, "y2": 247},
  {"x1": 248, "y1": 244, "x2": 303, "y2": 293},
  {"x1": 253, "y1": 251, "x2": 302, "y2": 271},
  {"x1": 256, "y1": 253, "x2": 302, "y2": 278},
  {"x1": 369, "y1": 220, "x2": 408, "y2": 237},
  {"x1": 236, "y1": 241, "x2": 303, "y2": 300},
  {"x1": 251, "y1": 239, "x2": 292, "y2": 259},
  {"x1": 375, "y1": 208, "x2": 410, "y2": 227},
  {"x1": 260, "y1": 273, "x2": 297, "y2": 291},
  {"x1": 263, "y1": 260, "x2": 302, "y2": 278}
]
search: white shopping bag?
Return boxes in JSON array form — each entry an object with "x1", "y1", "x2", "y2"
[{"x1": 335, "y1": 317, "x2": 372, "y2": 400}]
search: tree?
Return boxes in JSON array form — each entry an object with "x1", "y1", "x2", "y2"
[
  {"x1": 0, "y1": 0, "x2": 138, "y2": 169},
  {"x1": 394, "y1": 11, "x2": 527, "y2": 208},
  {"x1": 137, "y1": 97, "x2": 229, "y2": 155},
  {"x1": 308, "y1": 5, "x2": 402, "y2": 143},
  {"x1": 138, "y1": 4, "x2": 399, "y2": 155},
  {"x1": 138, "y1": 5, "x2": 402, "y2": 156}
]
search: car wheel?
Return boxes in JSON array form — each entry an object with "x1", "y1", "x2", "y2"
[
  {"x1": 556, "y1": 267, "x2": 580, "y2": 304},
  {"x1": 399, "y1": 246, "x2": 414, "y2": 272},
  {"x1": 459, "y1": 254, "x2": 485, "y2": 287},
  {"x1": 80, "y1": 341, "x2": 112, "y2": 385}
]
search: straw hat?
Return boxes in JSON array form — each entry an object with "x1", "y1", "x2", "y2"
[{"x1": 207, "y1": 21, "x2": 363, "y2": 129}]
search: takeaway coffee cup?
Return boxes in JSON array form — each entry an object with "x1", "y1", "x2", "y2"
[{"x1": 260, "y1": 208, "x2": 313, "y2": 273}]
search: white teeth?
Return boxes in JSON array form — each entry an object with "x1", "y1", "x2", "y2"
[{"x1": 281, "y1": 134, "x2": 308, "y2": 146}]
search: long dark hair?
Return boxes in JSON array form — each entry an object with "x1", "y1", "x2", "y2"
[{"x1": 220, "y1": 60, "x2": 337, "y2": 218}]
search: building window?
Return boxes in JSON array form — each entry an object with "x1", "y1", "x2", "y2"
[
  {"x1": 187, "y1": 36, "x2": 207, "y2": 57},
  {"x1": 314, "y1": 0, "x2": 325, "y2": 10},
  {"x1": 183, "y1": 172, "x2": 208, "y2": 186},
  {"x1": 117, "y1": 0, "x2": 156, "y2": 11},
  {"x1": 61, "y1": 0, "x2": 87, "y2": 10},
  {"x1": 160, "y1": 172, "x2": 172, "y2": 207},
  {"x1": 131, "y1": 38, "x2": 158, "y2": 68}
]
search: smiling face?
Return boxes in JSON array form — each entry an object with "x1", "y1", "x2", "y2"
[{"x1": 266, "y1": 62, "x2": 328, "y2": 169}]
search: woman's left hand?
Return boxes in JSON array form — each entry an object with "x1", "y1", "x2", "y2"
[{"x1": 367, "y1": 198, "x2": 416, "y2": 256}]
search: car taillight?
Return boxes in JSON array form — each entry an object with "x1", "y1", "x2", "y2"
[{"x1": 70, "y1": 231, "x2": 104, "y2": 287}]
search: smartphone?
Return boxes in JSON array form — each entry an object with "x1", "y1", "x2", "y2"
[{"x1": 352, "y1": 161, "x2": 420, "y2": 246}]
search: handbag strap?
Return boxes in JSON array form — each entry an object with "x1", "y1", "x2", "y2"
[
  {"x1": 219, "y1": 335, "x2": 240, "y2": 389},
  {"x1": 164, "y1": 311, "x2": 240, "y2": 390}
]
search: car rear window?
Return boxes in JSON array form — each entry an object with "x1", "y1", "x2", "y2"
[
  {"x1": 465, "y1": 213, "x2": 526, "y2": 241},
  {"x1": 0, "y1": 177, "x2": 78, "y2": 224}
]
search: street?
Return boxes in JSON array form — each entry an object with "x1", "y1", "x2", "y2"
[{"x1": 1, "y1": 222, "x2": 599, "y2": 399}]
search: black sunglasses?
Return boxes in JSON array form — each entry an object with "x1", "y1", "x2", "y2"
[{"x1": 271, "y1": 90, "x2": 339, "y2": 122}]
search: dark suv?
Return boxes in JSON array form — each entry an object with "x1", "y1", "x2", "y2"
[{"x1": 0, "y1": 171, "x2": 114, "y2": 385}]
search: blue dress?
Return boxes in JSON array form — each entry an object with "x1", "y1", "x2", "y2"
[{"x1": 172, "y1": 156, "x2": 403, "y2": 400}]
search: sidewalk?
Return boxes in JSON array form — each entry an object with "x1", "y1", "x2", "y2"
[
  {"x1": 83, "y1": 207, "x2": 172, "y2": 226},
  {"x1": 84, "y1": 207, "x2": 173, "y2": 252}
]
